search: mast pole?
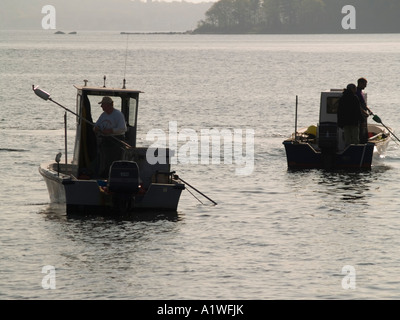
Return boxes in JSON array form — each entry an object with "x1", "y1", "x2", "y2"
[
  {"x1": 295, "y1": 95, "x2": 298, "y2": 141},
  {"x1": 64, "y1": 112, "x2": 68, "y2": 164}
]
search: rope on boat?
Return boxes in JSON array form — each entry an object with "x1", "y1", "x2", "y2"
[
  {"x1": 360, "y1": 144, "x2": 367, "y2": 168},
  {"x1": 185, "y1": 187, "x2": 204, "y2": 205},
  {"x1": 174, "y1": 175, "x2": 217, "y2": 206}
]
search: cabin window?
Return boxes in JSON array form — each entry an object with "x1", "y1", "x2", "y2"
[
  {"x1": 83, "y1": 95, "x2": 124, "y2": 124},
  {"x1": 76, "y1": 94, "x2": 82, "y2": 124},
  {"x1": 326, "y1": 97, "x2": 340, "y2": 114},
  {"x1": 128, "y1": 97, "x2": 137, "y2": 126}
]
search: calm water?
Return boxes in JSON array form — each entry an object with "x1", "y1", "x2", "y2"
[{"x1": 2, "y1": 30, "x2": 400, "y2": 300}]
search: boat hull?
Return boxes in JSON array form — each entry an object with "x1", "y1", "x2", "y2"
[
  {"x1": 39, "y1": 163, "x2": 185, "y2": 215},
  {"x1": 283, "y1": 141, "x2": 376, "y2": 169}
]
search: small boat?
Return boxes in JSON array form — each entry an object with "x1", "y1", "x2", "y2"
[
  {"x1": 34, "y1": 80, "x2": 185, "y2": 215},
  {"x1": 283, "y1": 89, "x2": 392, "y2": 169}
]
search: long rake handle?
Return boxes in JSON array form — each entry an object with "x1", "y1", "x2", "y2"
[{"x1": 372, "y1": 114, "x2": 400, "y2": 143}]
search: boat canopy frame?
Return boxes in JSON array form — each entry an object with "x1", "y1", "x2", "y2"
[{"x1": 72, "y1": 85, "x2": 143, "y2": 173}]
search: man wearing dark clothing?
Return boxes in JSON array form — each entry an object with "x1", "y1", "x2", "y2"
[
  {"x1": 357, "y1": 77, "x2": 370, "y2": 143},
  {"x1": 337, "y1": 84, "x2": 363, "y2": 145}
]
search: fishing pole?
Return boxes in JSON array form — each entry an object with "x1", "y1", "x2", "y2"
[
  {"x1": 32, "y1": 85, "x2": 133, "y2": 149},
  {"x1": 174, "y1": 175, "x2": 217, "y2": 206}
]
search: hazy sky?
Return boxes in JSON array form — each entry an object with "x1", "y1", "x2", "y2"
[
  {"x1": 164, "y1": 0, "x2": 215, "y2": 2},
  {"x1": 136, "y1": 0, "x2": 216, "y2": 2},
  {"x1": 1, "y1": 0, "x2": 214, "y2": 31},
  {"x1": 136, "y1": 0, "x2": 214, "y2": 1}
]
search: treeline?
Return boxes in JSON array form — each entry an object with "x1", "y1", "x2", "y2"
[{"x1": 193, "y1": 0, "x2": 400, "y2": 34}]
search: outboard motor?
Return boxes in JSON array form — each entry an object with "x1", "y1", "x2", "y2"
[{"x1": 107, "y1": 161, "x2": 140, "y2": 212}]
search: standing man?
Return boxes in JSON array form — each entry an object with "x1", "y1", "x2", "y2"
[
  {"x1": 94, "y1": 96, "x2": 127, "y2": 177},
  {"x1": 337, "y1": 84, "x2": 363, "y2": 145},
  {"x1": 356, "y1": 77, "x2": 370, "y2": 143}
]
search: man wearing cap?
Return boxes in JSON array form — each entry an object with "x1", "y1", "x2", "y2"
[
  {"x1": 94, "y1": 96, "x2": 127, "y2": 135},
  {"x1": 94, "y1": 96, "x2": 127, "y2": 177}
]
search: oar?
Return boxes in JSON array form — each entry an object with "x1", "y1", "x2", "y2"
[
  {"x1": 372, "y1": 114, "x2": 400, "y2": 144},
  {"x1": 32, "y1": 85, "x2": 133, "y2": 150},
  {"x1": 174, "y1": 175, "x2": 217, "y2": 205}
]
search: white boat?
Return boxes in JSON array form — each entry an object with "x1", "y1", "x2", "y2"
[
  {"x1": 34, "y1": 81, "x2": 185, "y2": 215},
  {"x1": 283, "y1": 89, "x2": 392, "y2": 169}
]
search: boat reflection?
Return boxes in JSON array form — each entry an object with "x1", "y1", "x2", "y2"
[
  {"x1": 285, "y1": 165, "x2": 390, "y2": 206},
  {"x1": 38, "y1": 203, "x2": 182, "y2": 222}
]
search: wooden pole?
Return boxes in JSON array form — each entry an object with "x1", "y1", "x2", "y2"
[{"x1": 295, "y1": 95, "x2": 298, "y2": 141}]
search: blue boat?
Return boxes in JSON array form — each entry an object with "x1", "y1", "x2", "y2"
[{"x1": 283, "y1": 89, "x2": 391, "y2": 170}]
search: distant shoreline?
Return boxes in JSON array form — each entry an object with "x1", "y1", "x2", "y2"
[
  {"x1": 120, "y1": 31, "x2": 400, "y2": 35},
  {"x1": 2, "y1": 29, "x2": 398, "y2": 35},
  {"x1": 120, "y1": 31, "x2": 192, "y2": 35}
]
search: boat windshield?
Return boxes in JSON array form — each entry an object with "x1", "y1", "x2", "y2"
[
  {"x1": 128, "y1": 97, "x2": 137, "y2": 127},
  {"x1": 85, "y1": 95, "x2": 123, "y2": 123},
  {"x1": 326, "y1": 97, "x2": 340, "y2": 114},
  {"x1": 81, "y1": 95, "x2": 137, "y2": 128}
]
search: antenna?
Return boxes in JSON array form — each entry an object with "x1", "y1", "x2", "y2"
[
  {"x1": 295, "y1": 95, "x2": 298, "y2": 141},
  {"x1": 123, "y1": 33, "x2": 129, "y2": 89}
]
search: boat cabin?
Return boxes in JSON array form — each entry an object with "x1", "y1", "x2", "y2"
[
  {"x1": 72, "y1": 84, "x2": 141, "y2": 170},
  {"x1": 318, "y1": 89, "x2": 367, "y2": 151},
  {"x1": 71, "y1": 83, "x2": 173, "y2": 189}
]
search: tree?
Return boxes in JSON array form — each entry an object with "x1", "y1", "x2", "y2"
[
  {"x1": 197, "y1": 0, "x2": 235, "y2": 32},
  {"x1": 297, "y1": 0, "x2": 326, "y2": 32},
  {"x1": 261, "y1": 0, "x2": 281, "y2": 31}
]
